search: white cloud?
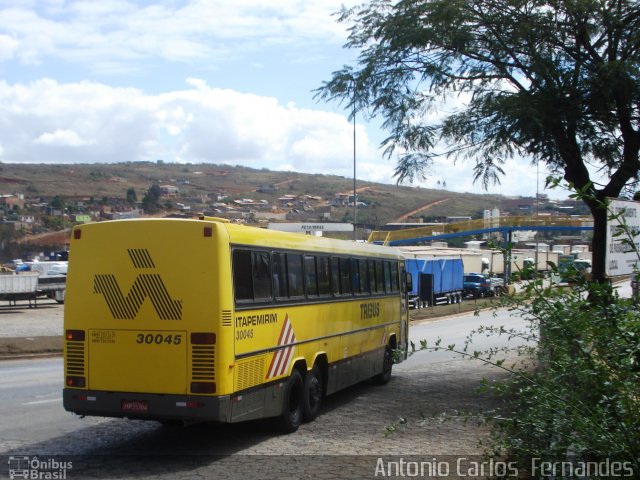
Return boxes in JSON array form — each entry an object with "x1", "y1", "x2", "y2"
[
  {"x1": 0, "y1": 2, "x2": 583, "y2": 200},
  {"x1": 0, "y1": 34, "x2": 17, "y2": 60},
  {"x1": 34, "y1": 128, "x2": 92, "y2": 147},
  {"x1": 0, "y1": 0, "x2": 358, "y2": 70},
  {"x1": 0, "y1": 76, "x2": 578, "y2": 199},
  {"x1": 0, "y1": 78, "x2": 383, "y2": 176}
]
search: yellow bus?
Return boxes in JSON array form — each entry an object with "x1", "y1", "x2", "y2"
[{"x1": 63, "y1": 217, "x2": 409, "y2": 432}]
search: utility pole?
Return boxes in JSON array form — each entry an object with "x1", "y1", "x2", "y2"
[
  {"x1": 535, "y1": 161, "x2": 540, "y2": 275},
  {"x1": 352, "y1": 81, "x2": 357, "y2": 242}
]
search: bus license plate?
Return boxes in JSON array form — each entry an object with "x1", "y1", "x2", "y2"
[{"x1": 121, "y1": 400, "x2": 149, "y2": 412}]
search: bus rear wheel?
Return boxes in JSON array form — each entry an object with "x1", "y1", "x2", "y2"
[
  {"x1": 303, "y1": 364, "x2": 323, "y2": 422},
  {"x1": 276, "y1": 368, "x2": 304, "y2": 433}
]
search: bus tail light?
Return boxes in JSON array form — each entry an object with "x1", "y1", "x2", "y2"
[
  {"x1": 66, "y1": 376, "x2": 86, "y2": 388},
  {"x1": 66, "y1": 330, "x2": 85, "y2": 341},
  {"x1": 191, "y1": 332, "x2": 216, "y2": 344}
]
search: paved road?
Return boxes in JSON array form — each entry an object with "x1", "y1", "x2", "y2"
[
  {"x1": 0, "y1": 307, "x2": 530, "y2": 479},
  {"x1": 1, "y1": 280, "x2": 630, "y2": 479}
]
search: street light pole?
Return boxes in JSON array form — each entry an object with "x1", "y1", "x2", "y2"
[
  {"x1": 535, "y1": 161, "x2": 540, "y2": 274},
  {"x1": 353, "y1": 89, "x2": 357, "y2": 242}
]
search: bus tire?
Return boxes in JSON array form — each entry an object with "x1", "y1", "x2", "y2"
[
  {"x1": 303, "y1": 364, "x2": 323, "y2": 422},
  {"x1": 276, "y1": 368, "x2": 304, "y2": 433},
  {"x1": 372, "y1": 345, "x2": 393, "y2": 385}
]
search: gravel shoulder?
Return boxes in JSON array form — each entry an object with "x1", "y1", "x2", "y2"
[{"x1": 0, "y1": 299, "x2": 64, "y2": 358}]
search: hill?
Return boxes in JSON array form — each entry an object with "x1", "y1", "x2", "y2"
[{"x1": 0, "y1": 162, "x2": 538, "y2": 227}]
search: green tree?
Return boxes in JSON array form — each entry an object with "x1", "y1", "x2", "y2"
[
  {"x1": 126, "y1": 187, "x2": 137, "y2": 206},
  {"x1": 50, "y1": 196, "x2": 65, "y2": 211},
  {"x1": 317, "y1": 0, "x2": 640, "y2": 282},
  {"x1": 141, "y1": 184, "x2": 162, "y2": 214}
]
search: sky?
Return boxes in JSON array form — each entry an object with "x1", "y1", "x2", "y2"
[{"x1": 0, "y1": 0, "x2": 566, "y2": 199}]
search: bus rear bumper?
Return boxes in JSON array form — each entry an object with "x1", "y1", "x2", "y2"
[{"x1": 63, "y1": 388, "x2": 232, "y2": 423}]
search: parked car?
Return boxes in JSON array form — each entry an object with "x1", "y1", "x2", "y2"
[{"x1": 463, "y1": 273, "x2": 493, "y2": 298}]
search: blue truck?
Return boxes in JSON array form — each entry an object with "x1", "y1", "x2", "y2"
[{"x1": 405, "y1": 258, "x2": 464, "y2": 308}]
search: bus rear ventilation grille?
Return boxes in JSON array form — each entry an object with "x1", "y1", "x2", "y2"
[
  {"x1": 66, "y1": 341, "x2": 86, "y2": 375},
  {"x1": 191, "y1": 345, "x2": 215, "y2": 381}
]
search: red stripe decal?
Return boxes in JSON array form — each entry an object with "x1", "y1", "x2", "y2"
[{"x1": 266, "y1": 314, "x2": 296, "y2": 379}]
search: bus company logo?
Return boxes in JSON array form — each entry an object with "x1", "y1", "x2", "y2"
[
  {"x1": 93, "y1": 248, "x2": 182, "y2": 321},
  {"x1": 8, "y1": 456, "x2": 73, "y2": 479},
  {"x1": 266, "y1": 314, "x2": 296, "y2": 379}
]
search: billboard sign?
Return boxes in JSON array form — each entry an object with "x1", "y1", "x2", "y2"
[{"x1": 606, "y1": 198, "x2": 640, "y2": 276}]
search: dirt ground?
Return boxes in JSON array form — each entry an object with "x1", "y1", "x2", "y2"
[{"x1": 0, "y1": 335, "x2": 62, "y2": 358}]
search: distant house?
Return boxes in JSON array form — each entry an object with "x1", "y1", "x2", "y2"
[
  {"x1": 278, "y1": 195, "x2": 297, "y2": 206},
  {"x1": 233, "y1": 199, "x2": 269, "y2": 209},
  {"x1": 160, "y1": 185, "x2": 179, "y2": 197},
  {"x1": 112, "y1": 210, "x2": 141, "y2": 220},
  {"x1": 0, "y1": 194, "x2": 25, "y2": 210}
]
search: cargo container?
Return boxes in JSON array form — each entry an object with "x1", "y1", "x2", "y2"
[
  {"x1": 0, "y1": 273, "x2": 39, "y2": 305},
  {"x1": 405, "y1": 258, "x2": 464, "y2": 308}
]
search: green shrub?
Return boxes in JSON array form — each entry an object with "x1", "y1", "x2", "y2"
[{"x1": 485, "y1": 277, "x2": 640, "y2": 477}]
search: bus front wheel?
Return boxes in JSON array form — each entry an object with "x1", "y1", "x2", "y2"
[
  {"x1": 303, "y1": 364, "x2": 323, "y2": 422},
  {"x1": 276, "y1": 368, "x2": 304, "y2": 433}
]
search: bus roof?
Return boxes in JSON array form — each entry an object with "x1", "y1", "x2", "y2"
[{"x1": 75, "y1": 217, "x2": 404, "y2": 259}]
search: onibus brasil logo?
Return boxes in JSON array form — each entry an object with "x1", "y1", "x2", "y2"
[
  {"x1": 7, "y1": 456, "x2": 72, "y2": 479},
  {"x1": 93, "y1": 249, "x2": 182, "y2": 320}
]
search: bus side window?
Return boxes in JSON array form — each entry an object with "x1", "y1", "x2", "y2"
[
  {"x1": 273, "y1": 252, "x2": 288, "y2": 299},
  {"x1": 287, "y1": 253, "x2": 304, "y2": 298},
  {"x1": 340, "y1": 257, "x2": 352, "y2": 295},
  {"x1": 252, "y1": 251, "x2": 272, "y2": 301},
  {"x1": 376, "y1": 260, "x2": 385, "y2": 293},
  {"x1": 331, "y1": 257, "x2": 341, "y2": 296},
  {"x1": 357, "y1": 259, "x2": 368, "y2": 295},
  {"x1": 391, "y1": 262, "x2": 400, "y2": 292},
  {"x1": 352, "y1": 258, "x2": 362, "y2": 294},
  {"x1": 384, "y1": 261, "x2": 392, "y2": 292},
  {"x1": 233, "y1": 249, "x2": 253, "y2": 302},
  {"x1": 317, "y1": 256, "x2": 331, "y2": 296},
  {"x1": 304, "y1": 255, "x2": 319, "y2": 297},
  {"x1": 367, "y1": 259, "x2": 376, "y2": 293}
]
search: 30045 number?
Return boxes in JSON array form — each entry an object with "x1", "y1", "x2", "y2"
[{"x1": 136, "y1": 333, "x2": 182, "y2": 345}]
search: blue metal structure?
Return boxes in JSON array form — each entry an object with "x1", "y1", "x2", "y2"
[{"x1": 379, "y1": 224, "x2": 594, "y2": 246}]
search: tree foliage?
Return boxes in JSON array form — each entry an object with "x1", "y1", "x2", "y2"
[
  {"x1": 126, "y1": 187, "x2": 137, "y2": 206},
  {"x1": 317, "y1": 0, "x2": 640, "y2": 280},
  {"x1": 141, "y1": 184, "x2": 162, "y2": 214},
  {"x1": 485, "y1": 276, "x2": 640, "y2": 473}
]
